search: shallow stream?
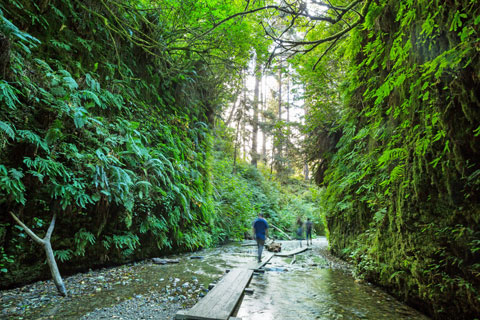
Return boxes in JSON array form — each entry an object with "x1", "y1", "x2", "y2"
[
  {"x1": 0, "y1": 237, "x2": 429, "y2": 319},
  {"x1": 237, "y1": 239, "x2": 428, "y2": 320}
]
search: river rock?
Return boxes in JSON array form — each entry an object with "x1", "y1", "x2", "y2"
[{"x1": 152, "y1": 258, "x2": 180, "y2": 264}]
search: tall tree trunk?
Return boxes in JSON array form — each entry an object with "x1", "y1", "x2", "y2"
[
  {"x1": 241, "y1": 72, "x2": 247, "y2": 161},
  {"x1": 278, "y1": 61, "x2": 282, "y2": 158},
  {"x1": 225, "y1": 87, "x2": 242, "y2": 126},
  {"x1": 304, "y1": 161, "x2": 309, "y2": 181},
  {"x1": 233, "y1": 70, "x2": 246, "y2": 174},
  {"x1": 241, "y1": 117, "x2": 246, "y2": 160},
  {"x1": 251, "y1": 61, "x2": 261, "y2": 167},
  {"x1": 275, "y1": 60, "x2": 283, "y2": 171},
  {"x1": 261, "y1": 71, "x2": 267, "y2": 164},
  {"x1": 9, "y1": 211, "x2": 67, "y2": 296},
  {"x1": 270, "y1": 143, "x2": 274, "y2": 175},
  {"x1": 286, "y1": 74, "x2": 290, "y2": 124},
  {"x1": 232, "y1": 108, "x2": 242, "y2": 174},
  {"x1": 286, "y1": 73, "x2": 290, "y2": 161},
  {"x1": 303, "y1": 104, "x2": 309, "y2": 181}
]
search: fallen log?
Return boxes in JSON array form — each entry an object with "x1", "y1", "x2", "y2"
[
  {"x1": 241, "y1": 243, "x2": 257, "y2": 247},
  {"x1": 275, "y1": 247, "x2": 309, "y2": 257},
  {"x1": 269, "y1": 223, "x2": 292, "y2": 240}
]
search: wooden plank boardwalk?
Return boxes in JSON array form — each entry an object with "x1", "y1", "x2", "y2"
[
  {"x1": 250, "y1": 253, "x2": 274, "y2": 271},
  {"x1": 175, "y1": 268, "x2": 254, "y2": 320},
  {"x1": 274, "y1": 246, "x2": 309, "y2": 257},
  {"x1": 175, "y1": 247, "x2": 295, "y2": 319}
]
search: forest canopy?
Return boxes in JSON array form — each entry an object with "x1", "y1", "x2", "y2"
[{"x1": 1, "y1": 0, "x2": 479, "y2": 319}]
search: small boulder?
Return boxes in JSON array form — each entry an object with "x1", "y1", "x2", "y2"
[{"x1": 152, "y1": 258, "x2": 180, "y2": 264}]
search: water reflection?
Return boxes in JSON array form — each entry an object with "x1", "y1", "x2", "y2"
[{"x1": 237, "y1": 253, "x2": 429, "y2": 320}]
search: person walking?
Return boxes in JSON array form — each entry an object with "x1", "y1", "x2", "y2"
[
  {"x1": 306, "y1": 218, "x2": 313, "y2": 246},
  {"x1": 252, "y1": 213, "x2": 269, "y2": 263},
  {"x1": 296, "y1": 216, "x2": 304, "y2": 248}
]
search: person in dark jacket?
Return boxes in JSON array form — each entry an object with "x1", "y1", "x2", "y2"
[{"x1": 252, "y1": 213, "x2": 269, "y2": 262}]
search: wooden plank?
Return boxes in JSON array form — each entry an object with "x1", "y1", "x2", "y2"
[
  {"x1": 178, "y1": 268, "x2": 253, "y2": 320},
  {"x1": 175, "y1": 310, "x2": 189, "y2": 320},
  {"x1": 241, "y1": 243, "x2": 256, "y2": 247},
  {"x1": 187, "y1": 269, "x2": 252, "y2": 320},
  {"x1": 250, "y1": 253, "x2": 274, "y2": 270},
  {"x1": 275, "y1": 247, "x2": 309, "y2": 257},
  {"x1": 290, "y1": 254, "x2": 296, "y2": 265}
]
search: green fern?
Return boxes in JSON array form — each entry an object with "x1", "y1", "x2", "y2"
[
  {"x1": 0, "y1": 81, "x2": 22, "y2": 110},
  {"x1": 0, "y1": 120, "x2": 15, "y2": 139},
  {"x1": 112, "y1": 233, "x2": 139, "y2": 250},
  {"x1": 54, "y1": 249, "x2": 73, "y2": 263},
  {"x1": 74, "y1": 229, "x2": 96, "y2": 256}
]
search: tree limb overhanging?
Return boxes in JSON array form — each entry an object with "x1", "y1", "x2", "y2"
[
  {"x1": 196, "y1": 0, "x2": 372, "y2": 69},
  {"x1": 263, "y1": 0, "x2": 372, "y2": 68}
]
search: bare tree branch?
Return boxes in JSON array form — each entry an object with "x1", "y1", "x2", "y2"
[
  {"x1": 258, "y1": 0, "x2": 372, "y2": 68},
  {"x1": 45, "y1": 213, "x2": 57, "y2": 241},
  {"x1": 194, "y1": 5, "x2": 289, "y2": 41},
  {"x1": 313, "y1": 35, "x2": 341, "y2": 69},
  {"x1": 9, "y1": 211, "x2": 45, "y2": 245}
]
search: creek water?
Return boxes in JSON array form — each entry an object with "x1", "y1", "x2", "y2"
[
  {"x1": 1, "y1": 237, "x2": 430, "y2": 319},
  {"x1": 236, "y1": 238, "x2": 429, "y2": 320}
]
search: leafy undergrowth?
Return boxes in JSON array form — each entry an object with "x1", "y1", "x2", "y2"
[{"x1": 211, "y1": 148, "x2": 326, "y2": 243}]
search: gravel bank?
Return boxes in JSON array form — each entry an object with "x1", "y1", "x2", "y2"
[{"x1": 1, "y1": 259, "x2": 210, "y2": 320}]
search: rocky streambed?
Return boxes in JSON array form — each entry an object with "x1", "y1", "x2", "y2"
[
  {"x1": 0, "y1": 238, "x2": 429, "y2": 320},
  {"x1": 1, "y1": 250, "x2": 223, "y2": 319}
]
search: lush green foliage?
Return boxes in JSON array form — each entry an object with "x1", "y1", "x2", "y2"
[
  {"x1": 3, "y1": 1, "x2": 477, "y2": 318},
  {"x1": 0, "y1": 0, "x2": 268, "y2": 286},
  {"x1": 212, "y1": 124, "x2": 325, "y2": 242},
  {"x1": 297, "y1": 0, "x2": 480, "y2": 318}
]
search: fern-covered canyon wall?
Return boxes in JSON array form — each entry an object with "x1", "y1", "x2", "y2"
[
  {"x1": 320, "y1": 1, "x2": 480, "y2": 319},
  {"x1": 0, "y1": 0, "x2": 245, "y2": 288}
]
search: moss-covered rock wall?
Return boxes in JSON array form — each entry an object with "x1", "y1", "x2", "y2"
[{"x1": 322, "y1": 1, "x2": 480, "y2": 319}]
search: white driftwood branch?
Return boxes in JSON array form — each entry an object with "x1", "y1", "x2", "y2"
[{"x1": 9, "y1": 211, "x2": 45, "y2": 245}]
